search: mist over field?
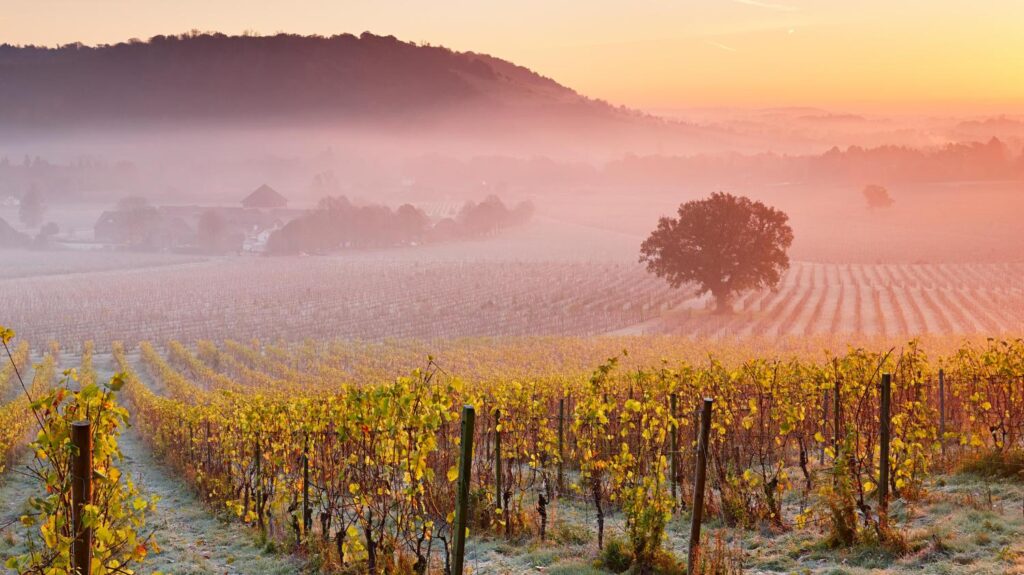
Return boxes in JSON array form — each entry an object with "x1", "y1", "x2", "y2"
[
  {"x1": 3, "y1": 33, "x2": 1024, "y2": 347},
  {"x1": 3, "y1": 16, "x2": 1024, "y2": 575}
]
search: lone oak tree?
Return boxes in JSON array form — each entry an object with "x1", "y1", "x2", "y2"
[{"x1": 639, "y1": 192, "x2": 794, "y2": 314}]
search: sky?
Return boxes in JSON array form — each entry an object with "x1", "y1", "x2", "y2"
[{"x1": 3, "y1": 0, "x2": 1024, "y2": 115}]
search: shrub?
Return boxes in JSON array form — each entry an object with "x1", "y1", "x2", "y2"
[
  {"x1": 551, "y1": 519, "x2": 593, "y2": 546},
  {"x1": 600, "y1": 535, "x2": 634, "y2": 573},
  {"x1": 651, "y1": 551, "x2": 686, "y2": 575},
  {"x1": 694, "y1": 531, "x2": 744, "y2": 575},
  {"x1": 959, "y1": 450, "x2": 1024, "y2": 480}
]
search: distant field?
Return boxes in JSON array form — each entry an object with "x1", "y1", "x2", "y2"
[
  {"x1": 0, "y1": 257, "x2": 685, "y2": 349},
  {"x1": 4, "y1": 251, "x2": 1024, "y2": 348},
  {"x1": 658, "y1": 261, "x2": 1024, "y2": 338}
]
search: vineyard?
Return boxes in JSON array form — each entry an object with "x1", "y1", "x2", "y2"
[
  {"x1": 0, "y1": 258, "x2": 687, "y2": 348},
  {"x1": 4, "y1": 255, "x2": 1024, "y2": 351},
  {"x1": 660, "y1": 261, "x2": 1024, "y2": 338},
  {"x1": 5, "y1": 4, "x2": 1024, "y2": 574},
  {"x1": 3, "y1": 333, "x2": 1024, "y2": 574}
]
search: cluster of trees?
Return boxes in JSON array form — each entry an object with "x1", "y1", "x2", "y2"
[
  {"x1": 445, "y1": 195, "x2": 535, "y2": 237},
  {"x1": 0, "y1": 156, "x2": 138, "y2": 203},
  {"x1": 266, "y1": 195, "x2": 534, "y2": 255},
  {"x1": 97, "y1": 198, "x2": 251, "y2": 253}
]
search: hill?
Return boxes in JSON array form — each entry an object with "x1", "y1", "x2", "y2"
[
  {"x1": 0, "y1": 32, "x2": 631, "y2": 128},
  {"x1": 0, "y1": 32, "x2": 758, "y2": 157}
]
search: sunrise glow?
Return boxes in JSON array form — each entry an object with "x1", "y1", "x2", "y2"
[{"x1": 4, "y1": 0, "x2": 1024, "y2": 113}]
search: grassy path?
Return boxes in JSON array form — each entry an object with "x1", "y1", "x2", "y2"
[
  {"x1": 0, "y1": 361, "x2": 42, "y2": 563},
  {"x1": 0, "y1": 453, "x2": 41, "y2": 563},
  {"x1": 1, "y1": 353, "x2": 299, "y2": 573},
  {"x1": 118, "y1": 428, "x2": 301, "y2": 575},
  {"x1": 106, "y1": 351, "x2": 302, "y2": 574}
]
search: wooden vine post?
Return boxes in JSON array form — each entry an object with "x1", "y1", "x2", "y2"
[
  {"x1": 205, "y1": 419, "x2": 213, "y2": 471},
  {"x1": 72, "y1": 421, "x2": 93, "y2": 575},
  {"x1": 670, "y1": 393, "x2": 679, "y2": 504},
  {"x1": 494, "y1": 409, "x2": 503, "y2": 522},
  {"x1": 820, "y1": 387, "x2": 828, "y2": 465},
  {"x1": 453, "y1": 405, "x2": 475, "y2": 575},
  {"x1": 557, "y1": 397, "x2": 565, "y2": 494},
  {"x1": 833, "y1": 377, "x2": 842, "y2": 458},
  {"x1": 878, "y1": 373, "x2": 892, "y2": 527},
  {"x1": 687, "y1": 398, "x2": 713, "y2": 574},
  {"x1": 254, "y1": 438, "x2": 264, "y2": 532},
  {"x1": 938, "y1": 368, "x2": 946, "y2": 456},
  {"x1": 302, "y1": 431, "x2": 312, "y2": 536}
]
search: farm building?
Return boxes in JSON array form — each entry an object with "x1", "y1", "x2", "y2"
[{"x1": 241, "y1": 184, "x2": 288, "y2": 209}]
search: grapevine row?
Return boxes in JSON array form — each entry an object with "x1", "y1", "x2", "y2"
[{"x1": 106, "y1": 337, "x2": 1024, "y2": 572}]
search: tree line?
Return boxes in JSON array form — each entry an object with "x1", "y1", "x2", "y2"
[
  {"x1": 266, "y1": 195, "x2": 534, "y2": 255},
  {"x1": 405, "y1": 137, "x2": 1024, "y2": 188}
]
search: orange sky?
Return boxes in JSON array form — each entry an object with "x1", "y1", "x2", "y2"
[{"x1": 4, "y1": 0, "x2": 1024, "y2": 115}]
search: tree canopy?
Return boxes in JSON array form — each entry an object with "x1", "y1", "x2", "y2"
[
  {"x1": 266, "y1": 194, "x2": 533, "y2": 255},
  {"x1": 862, "y1": 184, "x2": 894, "y2": 209},
  {"x1": 639, "y1": 192, "x2": 793, "y2": 314}
]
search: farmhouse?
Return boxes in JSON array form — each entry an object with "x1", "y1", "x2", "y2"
[{"x1": 241, "y1": 184, "x2": 288, "y2": 209}]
